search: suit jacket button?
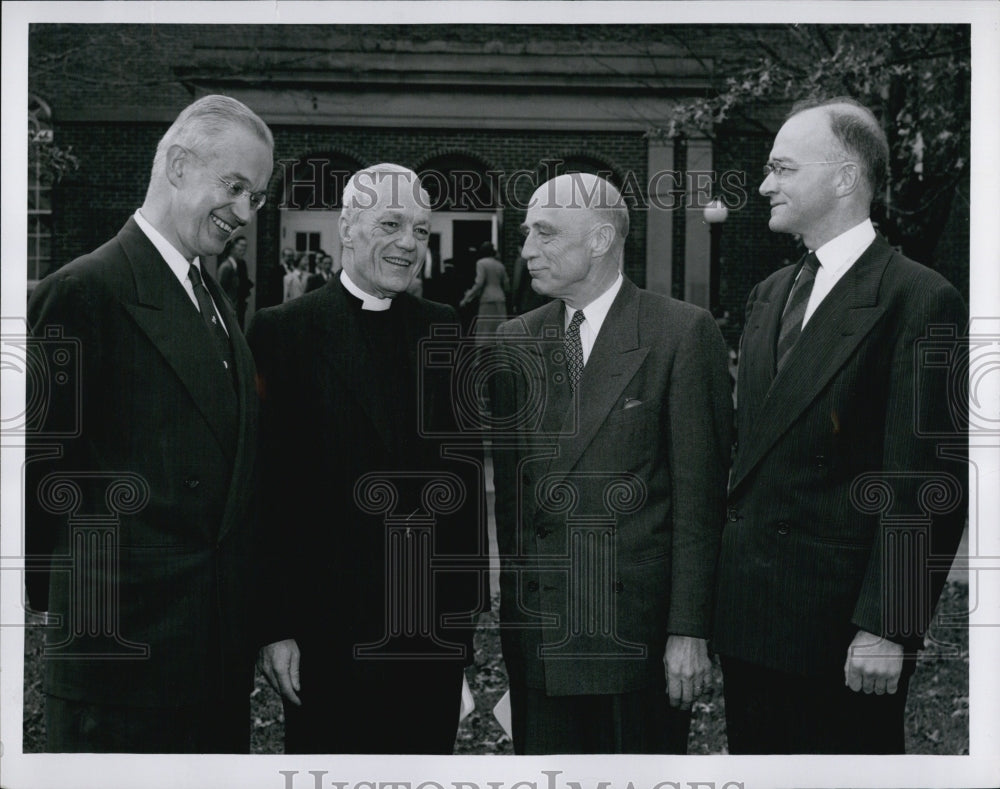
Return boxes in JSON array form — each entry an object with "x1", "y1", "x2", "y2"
[
  {"x1": 777, "y1": 521, "x2": 790, "y2": 535},
  {"x1": 815, "y1": 454, "x2": 827, "y2": 468},
  {"x1": 727, "y1": 506, "x2": 740, "y2": 522},
  {"x1": 184, "y1": 476, "x2": 200, "y2": 489},
  {"x1": 535, "y1": 527, "x2": 549, "y2": 538},
  {"x1": 614, "y1": 580, "x2": 624, "y2": 593}
]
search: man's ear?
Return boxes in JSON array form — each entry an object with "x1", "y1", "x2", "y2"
[
  {"x1": 589, "y1": 223, "x2": 615, "y2": 257},
  {"x1": 338, "y1": 214, "x2": 353, "y2": 249},
  {"x1": 164, "y1": 145, "x2": 189, "y2": 189},
  {"x1": 835, "y1": 162, "x2": 862, "y2": 198}
]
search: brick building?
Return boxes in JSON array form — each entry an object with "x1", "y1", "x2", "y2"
[{"x1": 27, "y1": 23, "x2": 969, "y2": 343}]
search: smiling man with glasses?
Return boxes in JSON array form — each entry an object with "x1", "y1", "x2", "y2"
[
  {"x1": 26, "y1": 95, "x2": 274, "y2": 753},
  {"x1": 713, "y1": 96, "x2": 968, "y2": 754}
]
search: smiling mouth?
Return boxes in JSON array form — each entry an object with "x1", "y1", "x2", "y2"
[
  {"x1": 211, "y1": 214, "x2": 235, "y2": 234},
  {"x1": 383, "y1": 256, "x2": 412, "y2": 268}
]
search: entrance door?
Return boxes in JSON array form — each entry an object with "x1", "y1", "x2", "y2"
[{"x1": 450, "y1": 218, "x2": 494, "y2": 292}]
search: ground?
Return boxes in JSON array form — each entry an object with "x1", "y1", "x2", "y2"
[{"x1": 21, "y1": 581, "x2": 970, "y2": 754}]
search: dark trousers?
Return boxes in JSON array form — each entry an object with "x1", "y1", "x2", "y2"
[
  {"x1": 720, "y1": 656, "x2": 913, "y2": 754},
  {"x1": 282, "y1": 659, "x2": 464, "y2": 754},
  {"x1": 45, "y1": 693, "x2": 250, "y2": 753},
  {"x1": 509, "y1": 683, "x2": 692, "y2": 754}
]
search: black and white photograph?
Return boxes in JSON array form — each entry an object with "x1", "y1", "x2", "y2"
[{"x1": 2, "y1": 2, "x2": 998, "y2": 788}]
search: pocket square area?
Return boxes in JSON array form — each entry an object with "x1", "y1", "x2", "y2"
[{"x1": 623, "y1": 398, "x2": 643, "y2": 409}]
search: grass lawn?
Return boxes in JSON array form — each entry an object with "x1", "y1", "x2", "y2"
[{"x1": 21, "y1": 581, "x2": 969, "y2": 755}]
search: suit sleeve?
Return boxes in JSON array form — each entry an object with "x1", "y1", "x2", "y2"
[
  {"x1": 850, "y1": 277, "x2": 969, "y2": 649},
  {"x1": 246, "y1": 309, "x2": 305, "y2": 647},
  {"x1": 666, "y1": 309, "x2": 734, "y2": 637},
  {"x1": 24, "y1": 271, "x2": 102, "y2": 612}
]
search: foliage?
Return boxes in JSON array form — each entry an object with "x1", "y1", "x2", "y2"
[
  {"x1": 20, "y1": 581, "x2": 971, "y2": 755},
  {"x1": 652, "y1": 25, "x2": 971, "y2": 259}
]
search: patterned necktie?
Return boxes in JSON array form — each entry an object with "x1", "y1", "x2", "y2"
[
  {"x1": 188, "y1": 263, "x2": 236, "y2": 383},
  {"x1": 565, "y1": 309, "x2": 586, "y2": 393},
  {"x1": 775, "y1": 253, "x2": 820, "y2": 372}
]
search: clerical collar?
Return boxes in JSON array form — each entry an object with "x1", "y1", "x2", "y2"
[{"x1": 340, "y1": 269, "x2": 393, "y2": 311}]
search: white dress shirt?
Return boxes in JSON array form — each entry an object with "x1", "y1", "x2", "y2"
[
  {"x1": 133, "y1": 210, "x2": 228, "y2": 334},
  {"x1": 802, "y1": 218, "x2": 877, "y2": 327},
  {"x1": 340, "y1": 269, "x2": 393, "y2": 311},
  {"x1": 564, "y1": 272, "x2": 624, "y2": 365}
]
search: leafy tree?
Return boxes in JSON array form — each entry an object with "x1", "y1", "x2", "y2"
[{"x1": 652, "y1": 24, "x2": 970, "y2": 260}]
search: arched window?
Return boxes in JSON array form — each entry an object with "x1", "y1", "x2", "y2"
[
  {"x1": 28, "y1": 95, "x2": 55, "y2": 283},
  {"x1": 417, "y1": 153, "x2": 499, "y2": 212}
]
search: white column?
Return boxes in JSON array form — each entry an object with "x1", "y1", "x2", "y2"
[
  {"x1": 684, "y1": 138, "x2": 714, "y2": 308},
  {"x1": 644, "y1": 139, "x2": 675, "y2": 296}
]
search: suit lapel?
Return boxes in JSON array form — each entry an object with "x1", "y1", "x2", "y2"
[
  {"x1": 546, "y1": 279, "x2": 648, "y2": 480},
  {"x1": 117, "y1": 218, "x2": 239, "y2": 460},
  {"x1": 202, "y1": 264, "x2": 258, "y2": 541},
  {"x1": 731, "y1": 238, "x2": 892, "y2": 492}
]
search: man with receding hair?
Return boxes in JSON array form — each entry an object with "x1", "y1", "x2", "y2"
[
  {"x1": 249, "y1": 164, "x2": 483, "y2": 753},
  {"x1": 26, "y1": 94, "x2": 274, "y2": 752},
  {"x1": 491, "y1": 173, "x2": 732, "y2": 753},
  {"x1": 713, "y1": 97, "x2": 968, "y2": 753}
]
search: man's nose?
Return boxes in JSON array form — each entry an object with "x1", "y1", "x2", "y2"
[
  {"x1": 759, "y1": 173, "x2": 777, "y2": 196},
  {"x1": 395, "y1": 226, "x2": 417, "y2": 250},
  {"x1": 232, "y1": 194, "x2": 253, "y2": 224}
]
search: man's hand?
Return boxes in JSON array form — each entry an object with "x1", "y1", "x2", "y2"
[
  {"x1": 258, "y1": 639, "x2": 302, "y2": 706},
  {"x1": 663, "y1": 635, "x2": 712, "y2": 709},
  {"x1": 844, "y1": 629, "x2": 904, "y2": 695}
]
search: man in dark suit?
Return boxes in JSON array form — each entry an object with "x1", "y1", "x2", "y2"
[
  {"x1": 249, "y1": 164, "x2": 484, "y2": 754},
  {"x1": 25, "y1": 95, "x2": 274, "y2": 752},
  {"x1": 490, "y1": 173, "x2": 732, "y2": 753},
  {"x1": 713, "y1": 97, "x2": 968, "y2": 753},
  {"x1": 217, "y1": 235, "x2": 254, "y2": 329}
]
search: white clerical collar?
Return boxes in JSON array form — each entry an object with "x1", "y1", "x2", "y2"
[
  {"x1": 134, "y1": 209, "x2": 203, "y2": 284},
  {"x1": 812, "y1": 218, "x2": 876, "y2": 274},
  {"x1": 564, "y1": 272, "x2": 624, "y2": 336},
  {"x1": 340, "y1": 269, "x2": 393, "y2": 311}
]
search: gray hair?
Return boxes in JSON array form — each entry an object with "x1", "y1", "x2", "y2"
[
  {"x1": 151, "y1": 95, "x2": 273, "y2": 178},
  {"x1": 340, "y1": 163, "x2": 429, "y2": 225}
]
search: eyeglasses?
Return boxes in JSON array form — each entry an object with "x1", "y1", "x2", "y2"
[
  {"x1": 762, "y1": 160, "x2": 853, "y2": 180},
  {"x1": 183, "y1": 148, "x2": 267, "y2": 210}
]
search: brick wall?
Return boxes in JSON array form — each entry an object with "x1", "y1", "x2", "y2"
[{"x1": 51, "y1": 122, "x2": 649, "y2": 306}]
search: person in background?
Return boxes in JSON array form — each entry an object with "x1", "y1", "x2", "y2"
[
  {"x1": 283, "y1": 252, "x2": 309, "y2": 302},
  {"x1": 217, "y1": 234, "x2": 254, "y2": 329},
  {"x1": 459, "y1": 241, "x2": 510, "y2": 342},
  {"x1": 306, "y1": 253, "x2": 334, "y2": 293}
]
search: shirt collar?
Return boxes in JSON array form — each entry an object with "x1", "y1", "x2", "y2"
[
  {"x1": 340, "y1": 269, "x2": 393, "y2": 311},
  {"x1": 133, "y1": 209, "x2": 203, "y2": 281},
  {"x1": 813, "y1": 218, "x2": 876, "y2": 274},
  {"x1": 565, "y1": 272, "x2": 623, "y2": 335}
]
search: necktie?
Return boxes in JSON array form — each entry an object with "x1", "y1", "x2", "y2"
[
  {"x1": 565, "y1": 309, "x2": 586, "y2": 393},
  {"x1": 775, "y1": 253, "x2": 820, "y2": 371},
  {"x1": 188, "y1": 264, "x2": 236, "y2": 383}
]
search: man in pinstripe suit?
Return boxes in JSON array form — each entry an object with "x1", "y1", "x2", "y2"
[{"x1": 712, "y1": 97, "x2": 968, "y2": 753}]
